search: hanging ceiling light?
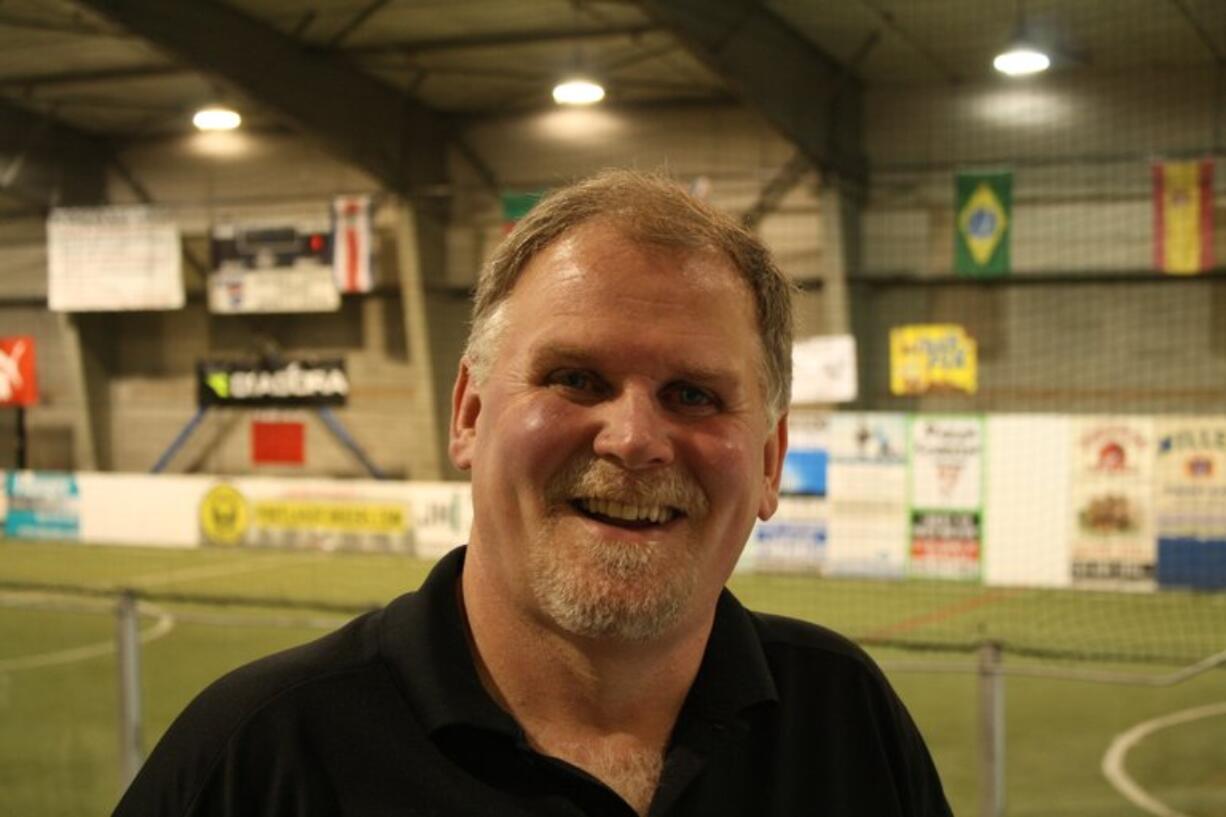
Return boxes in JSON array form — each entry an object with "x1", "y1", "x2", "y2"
[
  {"x1": 192, "y1": 105, "x2": 242, "y2": 131},
  {"x1": 993, "y1": 43, "x2": 1051, "y2": 76},
  {"x1": 994, "y1": 0, "x2": 1050, "y2": 77},
  {"x1": 552, "y1": 77, "x2": 605, "y2": 106}
]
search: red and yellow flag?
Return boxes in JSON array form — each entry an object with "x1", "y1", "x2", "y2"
[{"x1": 1152, "y1": 160, "x2": 1214, "y2": 275}]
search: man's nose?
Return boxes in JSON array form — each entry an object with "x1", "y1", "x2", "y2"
[{"x1": 592, "y1": 387, "x2": 674, "y2": 470}]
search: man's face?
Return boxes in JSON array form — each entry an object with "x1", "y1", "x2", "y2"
[{"x1": 451, "y1": 221, "x2": 786, "y2": 641}]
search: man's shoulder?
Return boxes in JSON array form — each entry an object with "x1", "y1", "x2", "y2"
[
  {"x1": 208, "y1": 605, "x2": 385, "y2": 707},
  {"x1": 113, "y1": 605, "x2": 395, "y2": 816},
  {"x1": 744, "y1": 608, "x2": 890, "y2": 687}
]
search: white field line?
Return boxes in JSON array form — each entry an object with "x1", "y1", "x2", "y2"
[
  {"x1": 1101, "y1": 701, "x2": 1226, "y2": 817},
  {"x1": 0, "y1": 603, "x2": 175, "y2": 673},
  {"x1": 124, "y1": 552, "x2": 324, "y2": 589}
]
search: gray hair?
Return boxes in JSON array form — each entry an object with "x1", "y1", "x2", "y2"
[{"x1": 465, "y1": 169, "x2": 795, "y2": 420}]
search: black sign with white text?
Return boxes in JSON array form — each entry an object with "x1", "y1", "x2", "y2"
[{"x1": 197, "y1": 359, "x2": 349, "y2": 407}]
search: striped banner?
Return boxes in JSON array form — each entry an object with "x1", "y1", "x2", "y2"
[
  {"x1": 332, "y1": 195, "x2": 375, "y2": 293},
  {"x1": 1152, "y1": 160, "x2": 1214, "y2": 275}
]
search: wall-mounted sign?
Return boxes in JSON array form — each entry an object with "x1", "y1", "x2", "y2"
[
  {"x1": 198, "y1": 481, "x2": 412, "y2": 552},
  {"x1": 890, "y1": 324, "x2": 978, "y2": 396},
  {"x1": 908, "y1": 416, "x2": 984, "y2": 580},
  {"x1": 1069, "y1": 418, "x2": 1155, "y2": 587},
  {"x1": 4, "y1": 471, "x2": 79, "y2": 540},
  {"x1": 197, "y1": 359, "x2": 349, "y2": 407},
  {"x1": 0, "y1": 336, "x2": 38, "y2": 407},
  {"x1": 792, "y1": 334, "x2": 858, "y2": 404},
  {"x1": 47, "y1": 206, "x2": 184, "y2": 311},
  {"x1": 209, "y1": 216, "x2": 339, "y2": 313}
]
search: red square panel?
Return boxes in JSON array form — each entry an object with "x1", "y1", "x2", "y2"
[{"x1": 252, "y1": 421, "x2": 305, "y2": 465}]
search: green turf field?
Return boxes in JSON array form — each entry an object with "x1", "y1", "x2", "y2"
[{"x1": 2, "y1": 538, "x2": 1223, "y2": 816}]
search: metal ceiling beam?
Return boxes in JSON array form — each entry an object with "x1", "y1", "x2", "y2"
[
  {"x1": 347, "y1": 23, "x2": 662, "y2": 55},
  {"x1": 0, "y1": 98, "x2": 108, "y2": 206},
  {"x1": 638, "y1": 0, "x2": 866, "y2": 184},
  {"x1": 0, "y1": 64, "x2": 185, "y2": 90},
  {"x1": 71, "y1": 0, "x2": 449, "y2": 194}
]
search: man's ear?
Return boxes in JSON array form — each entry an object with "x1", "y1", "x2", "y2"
[
  {"x1": 758, "y1": 412, "x2": 788, "y2": 520},
  {"x1": 449, "y1": 358, "x2": 481, "y2": 471}
]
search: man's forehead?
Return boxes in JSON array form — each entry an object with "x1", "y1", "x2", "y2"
[{"x1": 512, "y1": 221, "x2": 750, "y2": 303}]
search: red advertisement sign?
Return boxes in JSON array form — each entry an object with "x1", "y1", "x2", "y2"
[
  {"x1": 252, "y1": 420, "x2": 305, "y2": 465},
  {"x1": 0, "y1": 336, "x2": 38, "y2": 407}
]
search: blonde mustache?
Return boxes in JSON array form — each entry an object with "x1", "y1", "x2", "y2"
[{"x1": 545, "y1": 456, "x2": 710, "y2": 520}]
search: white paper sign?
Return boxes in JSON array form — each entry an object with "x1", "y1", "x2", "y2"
[
  {"x1": 791, "y1": 335, "x2": 857, "y2": 404},
  {"x1": 47, "y1": 206, "x2": 184, "y2": 311}
]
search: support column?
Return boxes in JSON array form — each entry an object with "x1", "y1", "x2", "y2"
[
  {"x1": 393, "y1": 201, "x2": 444, "y2": 480},
  {"x1": 55, "y1": 313, "x2": 102, "y2": 471},
  {"x1": 817, "y1": 173, "x2": 864, "y2": 336}
]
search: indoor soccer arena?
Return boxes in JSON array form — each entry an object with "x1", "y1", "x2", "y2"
[{"x1": 1, "y1": 2, "x2": 1224, "y2": 816}]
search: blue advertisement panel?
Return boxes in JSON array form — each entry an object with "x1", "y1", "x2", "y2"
[
  {"x1": 1154, "y1": 419, "x2": 1226, "y2": 589},
  {"x1": 4, "y1": 471, "x2": 80, "y2": 540}
]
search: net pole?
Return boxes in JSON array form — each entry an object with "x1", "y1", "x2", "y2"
[
  {"x1": 15, "y1": 405, "x2": 27, "y2": 469},
  {"x1": 978, "y1": 641, "x2": 1005, "y2": 817},
  {"x1": 115, "y1": 589, "x2": 144, "y2": 789}
]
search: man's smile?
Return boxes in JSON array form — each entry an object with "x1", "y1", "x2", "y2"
[{"x1": 569, "y1": 497, "x2": 684, "y2": 528}]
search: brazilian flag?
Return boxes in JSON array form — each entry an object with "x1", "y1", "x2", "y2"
[{"x1": 954, "y1": 171, "x2": 1012, "y2": 276}]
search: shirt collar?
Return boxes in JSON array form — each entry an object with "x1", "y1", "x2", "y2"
[
  {"x1": 682, "y1": 588, "x2": 779, "y2": 723},
  {"x1": 379, "y1": 545, "x2": 778, "y2": 736},
  {"x1": 379, "y1": 546, "x2": 518, "y2": 736}
]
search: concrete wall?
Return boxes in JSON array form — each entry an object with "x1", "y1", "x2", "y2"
[
  {"x1": 1, "y1": 59, "x2": 1221, "y2": 474},
  {"x1": 852, "y1": 66, "x2": 1225, "y2": 413}
]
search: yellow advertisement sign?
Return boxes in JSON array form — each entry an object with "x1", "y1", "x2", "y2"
[
  {"x1": 889, "y1": 324, "x2": 978, "y2": 395},
  {"x1": 252, "y1": 501, "x2": 405, "y2": 533},
  {"x1": 199, "y1": 482, "x2": 412, "y2": 551}
]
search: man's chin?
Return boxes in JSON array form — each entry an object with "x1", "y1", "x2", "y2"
[{"x1": 529, "y1": 535, "x2": 695, "y2": 641}]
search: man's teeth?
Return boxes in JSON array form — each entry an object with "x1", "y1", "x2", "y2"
[{"x1": 577, "y1": 498, "x2": 677, "y2": 524}]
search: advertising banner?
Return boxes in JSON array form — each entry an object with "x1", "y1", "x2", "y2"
[
  {"x1": 1069, "y1": 418, "x2": 1155, "y2": 586},
  {"x1": 0, "y1": 336, "x2": 38, "y2": 407},
  {"x1": 199, "y1": 480, "x2": 413, "y2": 552},
  {"x1": 197, "y1": 359, "x2": 349, "y2": 407},
  {"x1": 196, "y1": 478, "x2": 473, "y2": 555},
  {"x1": 209, "y1": 216, "x2": 340, "y2": 313},
  {"x1": 3, "y1": 471, "x2": 80, "y2": 540},
  {"x1": 908, "y1": 416, "x2": 984, "y2": 579},
  {"x1": 827, "y1": 412, "x2": 908, "y2": 577},
  {"x1": 889, "y1": 324, "x2": 978, "y2": 396},
  {"x1": 747, "y1": 413, "x2": 830, "y2": 571},
  {"x1": 1154, "y1": 419, "x2": 1226, "y2": 588},
  {"x1": 47, "y1": 206, "x2": 184, "y2": 311}
]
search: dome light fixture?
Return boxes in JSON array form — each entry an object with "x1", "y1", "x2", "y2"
[
  {"x1": 993, "y1": 44, "x2": 1051, "y2": 77},
  {"x1": 192, "y1": 105, "x2": 242, "y2": 131},
  {"x1": 551, "y1": 77, "x2": 605, "y2": 106}
]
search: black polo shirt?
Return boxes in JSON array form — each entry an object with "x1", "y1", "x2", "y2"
[{"x1": 114, "y1": 546, "x2": 951, "y2": 817}]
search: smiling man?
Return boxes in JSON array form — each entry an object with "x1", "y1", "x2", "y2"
[{"x1": 114, "y1": 172, "x2": 951, "y2": 817}]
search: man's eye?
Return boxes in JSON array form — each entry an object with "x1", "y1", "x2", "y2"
[
  {"x1": 548, "y1": 370, "x2": 601, "y2": 393},
  {"x1": 666, "y1": 384, "x2": 718, "y2": 411}
]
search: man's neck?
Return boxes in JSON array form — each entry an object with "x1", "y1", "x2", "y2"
[{"x1": 458, "y1": 551, "x2": 715, "y2": 814}]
